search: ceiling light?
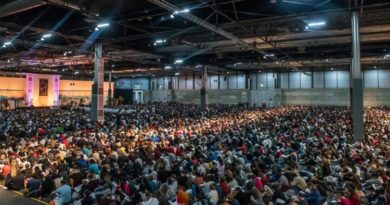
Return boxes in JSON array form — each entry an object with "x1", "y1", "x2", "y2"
[
  {"x1": 330, "y1": 67, "x2": 334, "y2": 70},
  {"x1": 172, "y1": 9, "x2": 190, "y2": 17},
  {"x1": 164, "y1": 65, "x2": 172, "y2": 70},
  {"x1": 95, "y1": 22, "x2": 110, "y2": 31},
  {"x1": 170, "y1": 14, "x2": 175, "y2": 19},
  {"x1": 307, "y1": 21, "x2": 326, "y2": 27},
  {"x1": 74, "y1": 71, "x2": 80, "y2": 74},
  {"x1": 174, "y1": 59, "x2": 183, "y2": 64},
  {"x1": 41, "y1": 33, "x2": 52, "y2": 41},
  {"x1": 154, "y1": 39, "x2": 167, "y2": 46},
  {"x1": 260, "y1": 83, "x2": 264, "y2": 87},
  {"x1": 175, "y1": 72, "x2": 180, "y2": 76},
  {"x1": 97, "y1": 23, "x2": 110, "y2": 28},
  {"x1": 2, "y1": 41, "x2": 12, "y2": 48},
  {"x1": 384, "y1": 54, "x2": 390, "y2": 59}
]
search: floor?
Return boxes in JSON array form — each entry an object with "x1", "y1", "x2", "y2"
[{"x1": 0, "y1": 185, "x2": 45, "y2": 205}]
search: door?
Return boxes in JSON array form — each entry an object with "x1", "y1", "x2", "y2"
[{"x1": 133, "y1": 90, "x2": 144, "y2": 104}]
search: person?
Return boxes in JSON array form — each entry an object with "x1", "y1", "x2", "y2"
[
  {"x1": 208, "y1": 184, "x2": 219, "y2": 205},
  {"x1": 1, "y1": 161, "x2": 10, "y2": 179},
  {"x1": 177, "y1": 186, "x2": 190, "y2": 205},
  {"x1": 0, "y1": 104, "x2": 388, "y2": 205},
  {"x1": 304, "y1": 183, "x2": 322, "y2": 205},
  {"x1": 142, "y1": 191, "x2": 159, "y2": 205},
  {"x1": 51, "y1": 180, "x2": 72, "y2": 204}
]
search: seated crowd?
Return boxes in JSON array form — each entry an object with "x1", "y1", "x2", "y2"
[{"x1": 0, "y1": 103, "x2": 389, "y2": 205}]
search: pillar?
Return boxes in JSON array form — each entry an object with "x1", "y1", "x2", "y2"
[
  {"x1": 91, "y1": 43, "x2": 105, "y2": 122},
  {"x1": 107, "y1": 71, "x2": 112, "y2": 106},
  {"x1": 351, "y1": 11, "x2": 364, "y2": 140},
  {"x1": 200, "y1": 66, "x2": 208, "y2": 111}
]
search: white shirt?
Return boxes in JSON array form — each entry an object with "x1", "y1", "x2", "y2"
[{"x1": 142, "y1": 197, "x2": 159, "y2": 205}]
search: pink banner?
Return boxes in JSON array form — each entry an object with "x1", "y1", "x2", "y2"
[{"x1": 26, "y1": 73, "x2": 34, "y2": 107}]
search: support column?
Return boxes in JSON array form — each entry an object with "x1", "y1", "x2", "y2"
[
  {"x1": 107, "y1": 71, "x2": 112, "y2": 106},
  {"x1": 91, "y1": 43, "x2": 105, "y2": 122},
  {"x1": 351, "y1": 11, "x2": 364, "y2": 140},
  {"x1": 200, "y1": 66, "x2": 208, "y2": 111}
]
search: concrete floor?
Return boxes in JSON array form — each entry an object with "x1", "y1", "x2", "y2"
[{"x1": 0, "y1": 186, "x2": 44, "y2": 205}]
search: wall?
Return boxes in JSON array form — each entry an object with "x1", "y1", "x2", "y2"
[
  {"x1": 281, "y1": 89, "x2": 390, "y2": 106},
  {"x1": 0, "y1": 76, "x2": 25, "y2": 98},
  {"x1": 59, "y1": 80, "x2": 113, "y2": 105},
  {"x1": 150, "y1": 89, "x2": 249, "y2": 104},
  {"x1": 118, "y1": 69, "x2": 390, "y2": 106},
  {"x1": 248, "y1": 89, "x2": 282, "y2": 108}
]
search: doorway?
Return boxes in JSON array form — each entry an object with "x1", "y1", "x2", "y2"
[{"x1": 133, "y1": 90, "x2": 143, "y2": 104}]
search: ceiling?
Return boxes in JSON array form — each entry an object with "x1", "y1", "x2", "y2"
[{"x1": 0, "y1": 0, "x2": 389, "y2": 77}]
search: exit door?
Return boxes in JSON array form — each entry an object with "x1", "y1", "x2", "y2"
[{"x1": 133, "y1": 90, "x2": 143, "y2": 104}]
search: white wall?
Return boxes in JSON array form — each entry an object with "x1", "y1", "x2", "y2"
[{"x1": 116, "y1": 70, "x2": 390, "y2": 92}]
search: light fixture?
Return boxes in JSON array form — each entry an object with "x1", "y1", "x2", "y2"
[
  {"x1": 95, "y1": 22, "x2": 110, "y2": 31},
  {"x1": 164, "y1": 65, "x2": 172, "y2": 70},
  {"x1": 173, "y1": 9, "x2": 190, "y2": 15},
  {"x1": 384, "y1": 54, "x2": 390, "y2": 59},
  {"x1": 234, "y1": 62, "x2": 242, "y2": 66},
  {"x1": 196, "y1": 65, "x2": 203, "y2": 69},
  {"x1": 330, "y1": 67, "x2": 334, "y2": 70},
  {"x1": 260, "y1": 83, "x2": 264, "y2": 87},
  {"x1": 2, "y1": 41, "x2": 12, "y2": 48},
  {"x1": 153, "y1": 39, "x2": 167, "y2": 46},
  {"x1": 74, "y1": 71, "x2": 80, "y2": 74},
  {"x1": 325, "y1": 58, "x2": 329, "y2": 62},
  {"x1": 171, "y1": 8, "x2": 190, "y2": 17},
  {"x1": 174, "y1": 59, "x2": 183, "y2": 64},
  {"x1": 307, "y1": 21, "x2": 326, "y2": 27},
  {"x1": 175, "y1": 72, "x2": 180, "y2": 76},
  {"x1": 41, "y1": 33, "x2": 52, "y2": 41}
]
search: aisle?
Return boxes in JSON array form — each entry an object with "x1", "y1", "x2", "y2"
[{"x1": 0, "y1": 185, "x2": 45, "y2": 205}]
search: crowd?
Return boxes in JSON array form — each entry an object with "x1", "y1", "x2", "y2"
[{"x1": 0, "y1": 103, "x2": 389, "y2": 205}]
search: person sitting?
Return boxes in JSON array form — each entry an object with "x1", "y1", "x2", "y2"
[{"x1": 51, "y1": 180, "x2": 72, "y2": 205}]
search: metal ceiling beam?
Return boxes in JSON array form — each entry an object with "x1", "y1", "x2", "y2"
[
  {"x1": 0, "y1": 0, "x2": 47, "y2": 18},
  {"x1": 2, "y1": 22, "x2": 85, "y2": 42},
  {"x1": 147, "y1": 0, "x2": 273, "y2": 57}
]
